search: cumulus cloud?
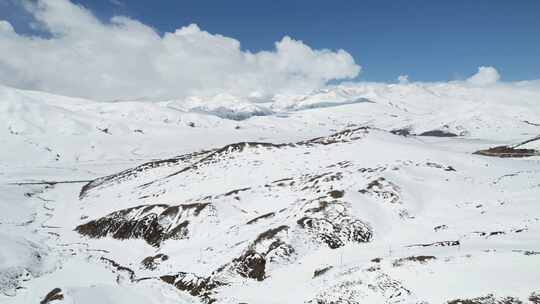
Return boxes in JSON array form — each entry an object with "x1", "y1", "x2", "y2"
[
  {"x1": 467, "y1": 66, "x2": 501, "y2": 86},
  {"x1": 0, "y1": 0, "x2": 360, "y2": 100},
  {"x1": 397, "y1": 74, "x2": 409, "y2": 84}
]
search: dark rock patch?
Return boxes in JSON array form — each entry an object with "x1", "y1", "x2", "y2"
[
  {"x1": 523, "y1": 120, "x2": 540, "y2": 126},
  {"x1": 359, "y1": 177, "x2": 400, "y2": 204},
  {"x1": 273, "y1": 177, "x2": 294, "y2": 183},
  {"x1": 76, "y1": 203, "x2": 212, "y2": 247},
  {"x1": 246, "y1": 212, "x2": 276, "y2": 225},
  {"x1": 434, "y1": 224, "x2": 448, "y2": 231},
  {"x1": 424, "y1": 161, "x2": 456, "y2": 172},
  {"x1": 100, "y1": 257, "x2": 135, "y2": 281},
  {"x1": 530, "y1": 292, "x2": 540, "y2": 304},
  {"x1": 141, "y1": 254, "x2": 169, "y2": 270},
  {"x1": 447, "y1": 294, "x2": 523, "y2": 304},
  {"x1": 393, "y1": 255, "x2": 436, "y2": 267},
  {"x1": 224, "y1": 187, "x2": 251, "y2": 196},
  {"x1": 309, "y1": 273, "x2": 410, "y2": 304},
  {"x1": 512, "y1": 250, "x2": 540, "y2": 256},
  {"x1": 313, "y1": 266, "x2": 333, "y2": 278},
  {"x1": 405, "y1": 240, "x2": 460, "y2": 248},
  {"x1": 254, "y1": 225, "x2": 289, "y2": 245},
  {"x1": 390, "y1": 128, "x2": 412, "y2": 136},
  {"x1": 40, "y1": 288, "x2": 63, "y2": 304},
  {"x1": 297, "y1": 215, "x2": 372, "y2": 249},
  {"x1": 300, "y1": 127, "x2": 370, "y2": 146},
  {"x1": 328, "y1": 190, "x2": 344, "y2": 199},
  {"x1": 296, "y1": 199, "x2": 372, "y2": 249},
  {"x1": 473, "y1": 146, "x2": 537, "y2": 158},
  {"x1": 230, "y1": 250, "x2": 267, "y2": 281},
  {"x1": 419, "y1": 130, "x2": 458, "y2": 137},
  {"x1": 218, "y1": 225, "x2": 293, "y2": 281},
  {"x1": 218, "y1": 187, "x2": 251, "y2": 198},
  {"x1": 160, "y1": 272, "x2": 224, "y2": 303}
]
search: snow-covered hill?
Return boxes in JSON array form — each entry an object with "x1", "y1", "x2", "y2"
[{"x1": 1, "y1": 83, "x2": 539, "y2": 303}]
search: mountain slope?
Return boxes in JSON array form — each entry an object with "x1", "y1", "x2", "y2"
[{"x1": 1, "y1": 84, "x2": 539, "y2": 303}]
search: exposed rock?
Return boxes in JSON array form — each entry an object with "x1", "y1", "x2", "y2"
[
  {"x1": 328, "y1": 190, "x2": 345, "y2": 199},
  {"x1": 307, "y1": 279, "x2": 364, "y2": 304},
  {"x1": 446, "y1": 294, "x2": 523, "y2": 304},
  {"x1": 100, "y1": 257, "x2": 135, "y2": 282},
  {"x1": 529, "y1": 292, "x2": 540, "y2": 304},
  {"x1": 390, "y1": 128, "x2": 412, "y2": 136},
  {"x1": 473, "y1": 146, "x2": 537, "y2": 158},
  {"x1": 230, "y1": 250, "x2": 267, "y2": 281},
  {"x1": 160, "y1": 272, "x2": 224, "y2": 303},
  {"x1": 221, "y1": 187, "x2": 251, "y2": 197},
  {"x1": 141, "y1": 253, "x2": 169, "y2": 270},
  {"x1": 392, "y1": 255, "x2": 436, "y2": 267},
  {"x1": 405, "y1": 240, "x2": 460, "y2": 248},
  {"x1": 434, "y1": 224, "x2": 448, "y2": 231},
  {"x1": 358, "y1": 177, "x2": 401, "y2": 204},
  {"x1": 218, "y1": 225, "x2": 294, "y2": 281},
  {"x1": 40, "y1": 288, "x2": 63, "y2": 304},
  {"x1": 253, "y1": 225, "x2": 289, "y2": 245},
  {"x1": 301, "y1": 127, "x2": 370, "y2": 146},
  {"x1": 309, "y1": 272, "x2": 413, "y2": 303},
  {"x1": 418, "y1": 130, "x2": 458, "y2": 137},
  {"x1": 246, "y1": 212, "x2": 275, "y2": 225},
  {"x1": 297, "y1": 200, "x2": 372, "y2": 249},
  {"x1": 76, "y1": 202, "x2": 213, "y2": 247},
  {"x1": 313, "y1": 266, "x2": 333, "y2": 278}
]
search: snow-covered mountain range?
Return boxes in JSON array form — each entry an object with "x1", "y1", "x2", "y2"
[{"x1": 1, "y1": 82, "x2": 539, "y2": 304}]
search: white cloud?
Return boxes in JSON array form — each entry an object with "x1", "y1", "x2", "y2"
[
  {"x1": 0, "y1": 20, "x2": 14, "y2": 32},
  {"x1": 467, "y1": 66, "x2": 500, "y2": 86},
  {"x1": 0, "y1": 0, "x2": 360, "y2": 100},
  {"x1": 397, "y1": 74, "x2": 409, "y2": 84}
]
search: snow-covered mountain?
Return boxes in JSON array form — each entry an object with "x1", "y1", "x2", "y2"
[{"x1": 1, "y1": 83, "x2": 539, "y2": 304}]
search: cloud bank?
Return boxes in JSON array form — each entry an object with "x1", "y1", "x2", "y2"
[{"x1": 0, "y1": 0, "x2": 360, "y2": 100}]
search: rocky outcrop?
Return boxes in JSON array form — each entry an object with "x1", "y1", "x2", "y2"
[
  {"x1": 297, "y1": 199, "x2": 372, "y2": 249},
  {"x1": 76, "y1": 202, "x2": 213, "y2": 247},
  {"x1": 40, "y1": 288, "x2": 63, "y2": 304},
  {"x1": 446, "y1": 294, "x2": 524, "y2": 304},
  {"x1": 474, "y1": 145, "x2": 537, "y2": 158},
  {"x1": 218, "y1": 225, "x2": 294, "y2": 281},
  {"x1": 160, "y1": 272, "x2": 225, "y2": 303},
  {"x1": 419, "y1": 130, "x2": 458, "y2": 137},
  {"x1": 141, "y1": 254, "x2": 169, "y2": 270},
  {"x1": 359, "y1": 177, "x2": 401, "y2": 204},
  {"x1": 473, "y1": 136, "x2": 539, "y2": 158}
]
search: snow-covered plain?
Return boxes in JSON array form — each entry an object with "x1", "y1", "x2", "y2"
[{"x1": 1, "y1": 82, "x2": 539, "y2": 303}]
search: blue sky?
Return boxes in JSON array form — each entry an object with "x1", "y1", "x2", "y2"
[{"x1": 0, "y1": 0, "x2": 539, "y2": 91}]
